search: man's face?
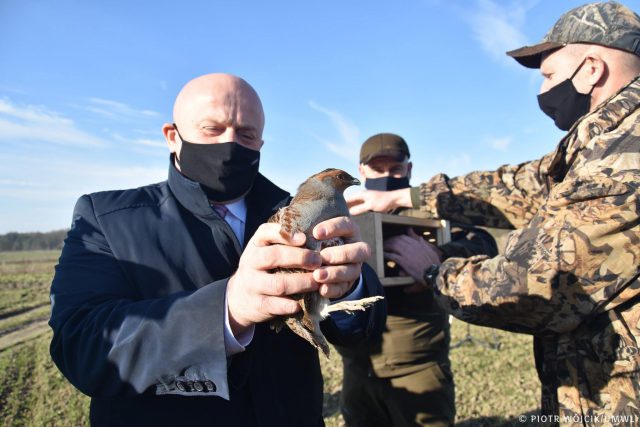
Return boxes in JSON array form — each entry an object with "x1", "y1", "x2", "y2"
[
  {"x1": 164, "y1": 75, "x2": 265, "y2": 159},
  {"x1": 359, "y1": 156, "x2": 412, "y2": 180},
  {"x1": 539, "y1": 47, "x2": 591, "y2": 95}
]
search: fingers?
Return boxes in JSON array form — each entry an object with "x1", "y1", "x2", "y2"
[
  {"x1": 345, "y1": 193, "x2": 364, "y2": 208},
  {"x1": 383, "y1": 235, "x2": 405, "y2": 249},
  {"x1": 226, "y1": 271, "x2": 308, "y2": 331},
  {"x1": 320, "y1": 241, "x2": 370, "y2": 265},
  {"x1": 347, "y1": 189, "x2": 407, "y2": 215},
  {"x1": 259, "y1": 295, "x2": 301, "y2": 316},
  {"x1": 319, "y1": 282, "x2": 353, "y2": 299},
  {"x1": 346, "y1": 191, "x2": 373, "y2": 216},
  {"x1": 313, "y1": 216, "x2": 361, "y2": 242},
  {"x1": 384, "y1": 250, "x2": 402, "y2": 263},
  {"x1": 383, "y1": 235, "x2": 415, "y2": 255},
  {"x1": 314, "y1": 263, "x2": 360, "y2": 284},
  {"x1": 263, "y1": 272, "x2": 319, "y2": 296},
  {"x1": 313, "y1": 233, "x2": 366, "y2": 299},
  {"x1": 349, "y1": 201, "x2": 370, "y2": 216},
  {"x1": 251, "y1": 223, "x2": 306, "y2": 247},
  {"x1": 407, "y1": 227, "x2": 422, "y2": 240},
  {"x1": 253, "y1": 245, "x2": 322, "y2": 270}
]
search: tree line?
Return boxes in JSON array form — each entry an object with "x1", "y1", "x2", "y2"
[{"x1": 0, "y1": 230, "x2": 68, "y2": 251}]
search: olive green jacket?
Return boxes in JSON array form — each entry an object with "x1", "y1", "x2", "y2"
[{"x1": 416, "y1": 76, "x2": 640, "y2": 425}]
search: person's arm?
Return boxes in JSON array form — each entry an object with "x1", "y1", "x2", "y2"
[
  {"x1": 49, "y1": 195, "x2": 230, "y2": 398},
  {"x1": 348, "y1": 152, "x2": 554, "y2": 229},
  {"x1": 383, "y1": 225, "x2": 499, "y2": 294},
  {"x1": 50, "y1": 195, "x2": 325, "y2": 400},
  {"x1": 414, "y1": 153, "x2": 554, "y2": 230},
  {"x1": 438, "y1": 225, "x2": 499, "y2": 259},
  {"x1": 431, "y1": 171, "x2": 640, "y2": 335}
]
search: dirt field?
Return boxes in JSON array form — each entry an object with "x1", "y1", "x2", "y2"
[{"x1": 0, "y1": 250, "x2": 540, "y2": 426}]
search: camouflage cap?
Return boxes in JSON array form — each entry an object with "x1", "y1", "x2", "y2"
[
  {"x1": 359, "y1": 133, "x2": 410, "y2": 164},
  {"x1": 507, "y1": 1, "x2": 640, "y2": 68}
]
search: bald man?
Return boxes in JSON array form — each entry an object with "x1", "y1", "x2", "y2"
[
  {"x1": 349, "y1": 2, "x2": 640, "y2": 422},
  {"x1": 49, "y1": 73, "x2": 384, "y2": 427}
]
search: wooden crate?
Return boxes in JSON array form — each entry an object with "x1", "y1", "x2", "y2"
[{"x1": 351, "y1": 212, "x2": 450, "y2": 286}]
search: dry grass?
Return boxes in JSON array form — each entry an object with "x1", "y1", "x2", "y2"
[{"x1": 321, "y1": 319, "x2": 540, "y2": 426}]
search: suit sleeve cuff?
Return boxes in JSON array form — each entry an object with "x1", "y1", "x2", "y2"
[{"x1": 223, "y1": 289, "x2": 255, "y2": 356}]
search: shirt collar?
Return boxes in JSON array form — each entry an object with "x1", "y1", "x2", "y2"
[{"x1": 219, "y1": 198, "x2": 247, "y2": 223}]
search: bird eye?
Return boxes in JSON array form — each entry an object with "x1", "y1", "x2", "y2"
[{"x1": 337, "y1": 173, "x2": 346, "y2": 180}]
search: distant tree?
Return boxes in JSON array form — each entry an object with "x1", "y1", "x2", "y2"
[{"x1": 0, "y1": 229, "x2": 68, "y2": 251}]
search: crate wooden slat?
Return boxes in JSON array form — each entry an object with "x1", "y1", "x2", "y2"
[{"x1": 351, "y1": 212, "x2": 450, "y2": 287}]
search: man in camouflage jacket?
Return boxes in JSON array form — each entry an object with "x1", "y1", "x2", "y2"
[{"x1": 348, "y1": 2, "x2": 640, "y2": 425}]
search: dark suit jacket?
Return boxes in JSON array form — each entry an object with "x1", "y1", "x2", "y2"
[{"x1": 49, "y1": 160, "x2": 385, "y2": 427}]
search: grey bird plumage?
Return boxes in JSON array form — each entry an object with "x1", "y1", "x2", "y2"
[{"x1": 268, "y1": 168, "x2": 383, "y2": 356}]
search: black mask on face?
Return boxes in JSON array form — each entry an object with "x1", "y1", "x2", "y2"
[
  {"x1": 537, "y1": 58, "x2": 596, "y2": 131},
  {"x1": 364, "y1": 176, "x2": 410, "y2": 191},
  {"x1": 174, "y1": 125, "x2": 260, "y2": 202}
]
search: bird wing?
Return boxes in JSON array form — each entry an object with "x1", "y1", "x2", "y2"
[{"x1": 268, "y1": 205, "x2": 302, "y2": 240}]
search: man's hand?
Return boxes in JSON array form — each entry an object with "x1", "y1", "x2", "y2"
[
  {"x1": 227, "y1": 217, "x2": 371, "y2": 337},
  {"x1": 346, "y1": 187, "x2": 413, "y2": 216},
  {"x1": 384, "y1": 228, "x2": 442, "y2": 294},
  {"x1": 313, "y1": 216, "x2": 371, "y2": 299},
  {"x1": 227, "y1": 223, "x2": 322, "y2": 336}
]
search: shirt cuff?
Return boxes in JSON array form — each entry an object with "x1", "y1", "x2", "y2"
[
  {"x1": 223, "y1": 289, "x2": 255, "y2": 356},
  {"x1": 330, "y1": 273, "x2": 365, "y2": 303}
]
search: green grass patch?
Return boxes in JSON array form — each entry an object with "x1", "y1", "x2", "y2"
[
  {"x1": 0, "y1": 261, "x2": 56, "y2": 276},
  {"x1": 0, "y1": 332, "x2": 89, "y2": 426},
  {"x1": 0, "y1": 305, "x2": 50, "y2": 335},
  {"x1": 448, "y1": 320, "x2": 539, "y2": 426},
  {"x1": 0, "y1": 279, "x2": 51, "y2": 319},
  {"x1": 0, "y1": 251, "x2": 60, "y2": 263}
]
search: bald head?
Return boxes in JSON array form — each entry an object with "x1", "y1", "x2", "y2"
[
  {"x1": 163, "y1": 73, "x2": 265, "y2": 156},
  {"x1": 173, "y1": 74, "x2": 264, "y2": 130}
]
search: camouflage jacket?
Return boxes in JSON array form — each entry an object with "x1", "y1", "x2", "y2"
[{"x1": 417, "y1": 76, "x2": 640, "y2": 426}]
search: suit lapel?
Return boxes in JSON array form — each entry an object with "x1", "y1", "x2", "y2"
[{"x1": 243, "y1": 174, "x2": 291, "y2": 247}]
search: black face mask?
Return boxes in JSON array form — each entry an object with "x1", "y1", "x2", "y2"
[
  {"x1": 364, "y1": 176, "x2": 410, "y2": 191},
  {"x1": 537, "y1": 58, "x2": 595, "y2": 131},
  {"x1": 174, "y1": 126, "x2": 260, "y2": 203}
]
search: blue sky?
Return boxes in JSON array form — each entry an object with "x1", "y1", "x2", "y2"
[{"x1": 1, "y1": 0, "x2": 638, "y2": 233}]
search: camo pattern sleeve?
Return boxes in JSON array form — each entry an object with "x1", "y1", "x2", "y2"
[
  {"x1": 430, "y1": 76, "x2": 640, "y2": 422},
  {"x1": 417, "y1": 152, "x2": 554, "y2": 230}
]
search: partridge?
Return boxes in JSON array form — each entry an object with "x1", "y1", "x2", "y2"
[{"x1": 269, "y1": 168, "x2": 383, "y2": 356}]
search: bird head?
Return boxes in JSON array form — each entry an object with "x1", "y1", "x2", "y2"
[{"x1": 310, "y1": 168, "x2": 360, "y2": 193}]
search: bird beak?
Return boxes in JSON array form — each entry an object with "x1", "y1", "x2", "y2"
[{"x1": 351, "y1": 177, "x2": 361, "y2": 186}]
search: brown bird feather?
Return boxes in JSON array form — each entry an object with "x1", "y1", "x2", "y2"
[{"x1": 268, "y1": 168, "x2": 383, "y2": 356}]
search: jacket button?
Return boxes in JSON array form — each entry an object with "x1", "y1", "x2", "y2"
[
  {"x1": 175, "y1": 381, "x2": 186, "y2": 392},
  {"x1": 193, "y1": 381, "x2": 204, "y2": 392},
  {"x1": 203, "y1": 380, "x2": 216, "y2": 392}
]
